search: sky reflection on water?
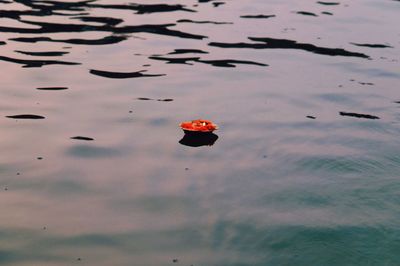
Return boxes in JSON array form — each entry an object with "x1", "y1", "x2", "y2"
[{"x1": 0, "y1": 0, "x2": 400, "y2": 265}]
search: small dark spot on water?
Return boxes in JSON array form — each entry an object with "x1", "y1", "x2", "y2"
[
  {"x1": 172, "y1": 258, "x2": 178, "y2": 263},
  {"x1": 71, "y1": 136, "x2": 94, "y2": 141},
  {"x1": 17, "y1": 173, "x2": 20, "y2": 175},
  {"x1": 129, "y1": 110, "x2": 133, "y2": 113},
  {"x1": 157, "y1": 99, "x2": 174, "y2": 102},
  {"x1": 263, "y1": 155, "x2": 268, "y2": 158},
  {"x1": 6, "y1": 114, "x2": 45, "y2": 119},
  {"x1": 137, "y1": 97, "x2": 152, "y2": 101},
  {"x1": 321, "y1": 11, "x2": 333, "y2": 15},
  {"x1": 43, "y1": 226, "x2": 47, "y2": 230},
  {"x1": 4, "y1": 187, "x2": 8, "y2": 191},
  {"x1": 37, "y1": 157, "x2": 43, "y2": 160},
  {"x1": 36, "y1": 87, "x2": 68, "y2": 91},
  {"x1": 185, "y1": 168, "x2": 189, "y2": 170},
  {"x1": 77, "y1": 257, "x2": 82, "y2": 261},
  {"x1": 339, "y1": 112, "x2": 380, "y2": 120},
  {"x1": 307, "y1": 115, "x2": 316, "y2": 119},
  {"x1": 142, "y1": 64, "x2": 151, "y2": 67}
]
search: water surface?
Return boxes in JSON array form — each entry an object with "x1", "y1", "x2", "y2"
[{"x1": 1, "y1": 0, "x2": 400, "y2": 265}]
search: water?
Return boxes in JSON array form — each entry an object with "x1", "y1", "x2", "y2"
[{"x1": 0, "y1": 0, "x2": 400, "y2": 265}]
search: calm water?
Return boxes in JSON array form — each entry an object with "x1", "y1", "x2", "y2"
[{"x1": 0, "y1": 0, "x2": 400, "y2": 265}]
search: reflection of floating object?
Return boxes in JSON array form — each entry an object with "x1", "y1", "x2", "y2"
[
  {"x1": 179, "y1": 132, "x2": 219, "y2": 147},
  {"x1": 179, "y1": 119, "x2": 218, "y2": 133}
]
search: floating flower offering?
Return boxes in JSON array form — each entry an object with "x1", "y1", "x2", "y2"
[{"x1": 179, "y1": 119, "x2": 218, "y2": 133}]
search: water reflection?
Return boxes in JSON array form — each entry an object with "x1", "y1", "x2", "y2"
[
  {"x1": 179, "y1": 132, "x2": 219, "y2": 147},
  {"x1": 0, "y1": 0, "x2": 400, "y2": 265}
]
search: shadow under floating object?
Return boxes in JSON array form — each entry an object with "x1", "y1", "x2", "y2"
[
  {"x1": 179, "y1": 119, "x2": 219, "y2": 147},
  {"x1": 179, "y1": 132, "x2": 219, "y2": 147}
]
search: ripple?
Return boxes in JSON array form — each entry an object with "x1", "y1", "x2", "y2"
[
  {"x1": 176, "y1": 19, "x2": 232, "y2": 25},
  {"x1": 89, "y1": 69, "x2": 165, "y2": 79},
  {"x1": 71, "y1": 136, "x2": 94, "y2": 141},
  {"x1": 6, "y1": 114, "x2": 45, "y2": 119},
  {"x1": 317, "y1": 1, "x2": 340, "y2": 5},
  {"x1": 296, "y1": 11, "x2": 318, "y2": 17},
  {"x1": 149, "y1": 56, "x2": 268, "y2": 68},
  {"x1": 350, "y1": 43, "x2": 393, "y2": 48},
  {"x1": 240, "y1": 14, "x2": 276, "y2": 19},
  {"x1": 36, "y1": 87, "x2": 68, "y2": 91},
  {"x1": 14, "y1": 50, "x2": 69, "y2": 57},
  {"x1": 10, "y1": 35, "x2": 129, "y2": 45},
  {"x1": 339, "y1": 112, "x2": 380, "y2": 120},
  {"x1": 0, "y1": 55, "x2": 79, "y2": 68},
  {"x1": 209, "y1": 37, "x2": 369, "y2": 58}
]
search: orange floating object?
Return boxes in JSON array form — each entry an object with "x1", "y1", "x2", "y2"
[{"x1": 179, "y1": 119, "x2": 218, "y2": 133}]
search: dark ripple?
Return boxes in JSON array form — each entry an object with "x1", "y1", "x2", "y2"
[
  {"x1": 351, "y1": 43, "x2": 393, "y2": 48},
  {"x1": 209, "y1": 37, "x2": 369, "y2": 58},
  {"x1": 36, "y1": 87, "x2": 68, "y2": 91},
  {"x1": 71, "y1": 136, "x2": 94, "y2": 141},
  {"x1": 149, "y1": 56, "x2": 200, "y2": 65},
  {"x1": 0, "y1": 55, "x2": 80, "y2": 68},
  {"x1": 89, "y1": 69, "x2": 165, "y2": 79},
  {"x1": 317, "y1": 1, "x2": 340, "y2": 5},
  {"x1": 136, "y1": 97, "x2": 173, "y2": 102},
  {"x1": 168, "y1": 49, "x2": 209, "y2": 55},
  {"x1": 15, "y1": 50, "x2": 69, "y2": 57},
  {"x1": 296, "y1": 11, "x2": 318, "y2": 17},
  {"x1": 240, "y1": 15, "x2": 276, "y2": 19},
  {"x1": 177, "y1": 19, "x2": 232, "y2": 25},
  {"x1": 10, "y1": 35, "x2": 128, "y2": 45},
  {"x1": 2, "y1": 19, "x2": 206, "y2": 40},
  {"x1": 72, "y1": 16, "x2": 124, "y2": 26},
  {"x1": 7, "y1": 1, "x2": 194, "y2": 15},
  {"x1": 87, "y1": 3, "x2": 195, "y2": 14},
  {"x1": 149, "y1": 56, "x2": 268, "y2": 68},
  {"x1": 6, "y1": 114, "x2": 45, "y2": 119},
  {"x1": 339, "y1": 112, "x2": 380, "y2": 120}
]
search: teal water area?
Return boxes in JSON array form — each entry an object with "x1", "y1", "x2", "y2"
[{"x1": 0, "y1": 0, "x2": 400, "y2": 265}]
